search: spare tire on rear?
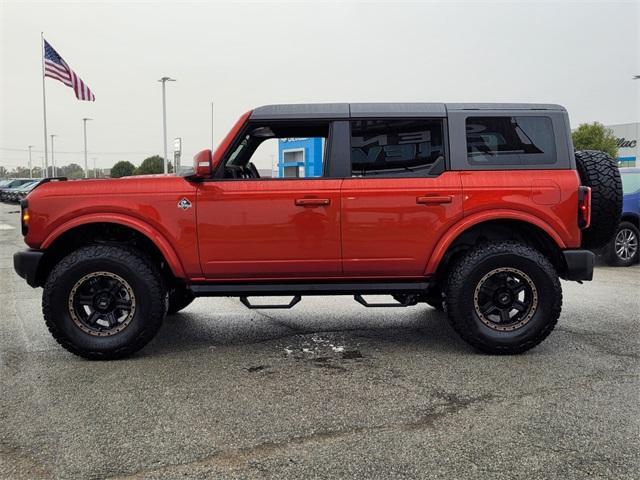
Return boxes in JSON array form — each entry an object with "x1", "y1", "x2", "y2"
[{"x1": 574, "y1": 150, "x2": 623, "y2": 250}]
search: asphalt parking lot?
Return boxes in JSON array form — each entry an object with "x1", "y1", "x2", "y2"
[{"x1": 0, "y1": 202, "x2": 638, "y2": 479}]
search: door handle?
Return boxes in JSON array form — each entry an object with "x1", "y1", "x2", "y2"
[
  {"x1": 295, "y1": 198, "x2": 331, "y2": 207},
  {"x1": 416, "y1": 195, "x2": 453, "y2": 205}
]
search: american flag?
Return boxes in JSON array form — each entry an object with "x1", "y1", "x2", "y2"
[{"x1": 43, "y1": 39, "x2": 95, "y2": 101}]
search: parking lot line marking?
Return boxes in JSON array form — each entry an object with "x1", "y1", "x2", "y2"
[{"x1": 0, "y1": 223, "x2": 16, "y2": 230}]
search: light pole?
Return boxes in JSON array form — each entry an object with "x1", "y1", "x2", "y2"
[
  {"x1": 211, "y1": 100, "x2": 214, "y2": 152},
  {"x1": 82, "y1": 118, "x2": 92, "y2": 178},
  {"x1": 28, "y1": 145, "x2": 33, "y2": 179},
  {"x1": 92, "y1": 157, "x2": 98, "y2": 178},
  {"x1": 158, "y1": 76, "x2": 176, "y2": 174},
  {"x1": 50, "y1": 134, "x2": 57, "y2": 177}
]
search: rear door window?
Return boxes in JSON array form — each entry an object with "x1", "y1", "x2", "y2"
[
  {"x1": 466, "y1": 116, "x2": 556, "y2": 166},
  {"x1": 350, "y1": 119, "x2": 445, "y2": 177}
]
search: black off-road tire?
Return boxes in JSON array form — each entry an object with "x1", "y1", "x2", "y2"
[
  {"x1": 574, "y1": 150, "x2": 623, "y2": 250},
  {"x1": 43, "y1": 245, "x2": 166, "y2": 360},
  {"x1": 445, "y1": 241, "x2": 562, "y2": 355},
  {"x1": 604, "y1": 221, "x2": 640, "y2": 267},
  {"x1": 167, "y1": 287, "x2": 195, "y2": 314}
]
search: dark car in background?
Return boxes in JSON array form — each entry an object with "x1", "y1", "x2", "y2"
[
  {"x1": 0, "y1": 179, "x2": 37, "y2": 202},
  {"x1": 4, "y1": 181, "x2": 40, "y2": 203},
  {"x1": 603, "y1": 168, "x2": 640, "y2": 266}
]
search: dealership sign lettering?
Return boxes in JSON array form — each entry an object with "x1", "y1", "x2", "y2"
[{"x1": 616, "y1": 137, "x2": 637, "y2": 148}]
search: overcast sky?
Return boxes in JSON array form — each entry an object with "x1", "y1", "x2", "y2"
[{"x1": 1, "y1": 0, "x2": 639, "y2": 172}]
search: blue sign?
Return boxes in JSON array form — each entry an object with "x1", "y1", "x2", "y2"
[{"x1": 277, "y1": 137, "x2": 324, "y2": 178}]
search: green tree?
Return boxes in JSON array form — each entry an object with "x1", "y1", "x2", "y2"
[
  {"x1": 0, "y1": 166, "x2": 8, "y2": 179},
  {"x1": 135, "y1": 155, "x2": 173, "y2": 175},
  {"x1": 60, "y1": 163, "x2": 85, "y2": 179},
  {"x1": 10, "y1": 167, "x2": 31, "y2": 178},
  {"x1": 111, "y1": 161, "x2": 136, "y2": 178},
  {"x1": 572, "y1": 122, "x2": 618, "y2": 159}
]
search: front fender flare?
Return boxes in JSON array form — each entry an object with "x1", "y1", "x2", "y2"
[
  {"x1": 41, "y1": 213, "x2": 187, "y2": 278},
  {"x1": 424, "y1": 210, "x2": 567, "y2": 275}
]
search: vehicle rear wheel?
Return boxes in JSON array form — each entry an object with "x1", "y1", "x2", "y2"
[
  {"x1": 43, "y1": 245, "x2": 166, "y2": 360},
  {"x1": 167, "y1": 286, "x2": 195, "y2": 314},
  {"x1": 445, "y1": 241, "x2": 562, "y2": 354},
  {"x1": 604, "y1": 221, "x2": 640, "y2": 267},
  {"x1": 574, "y1": 150, "x2": 623, "y2": 249}
]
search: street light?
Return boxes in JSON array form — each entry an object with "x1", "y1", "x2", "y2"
[
  {"x1": 28, "y1": 145, "x2": 33, "y2": 179},
  {"x1": 158, "y1": 76, "x2": 176, "y2": 175},
  {"x1": 82, "y1": 118, "x2": 93, "y2": 178},
  {"x1": 211, "y1": 102, "x2": 214, "y2": 152},
  {"x1": 50, "y1": 134, "x2": 57, "y2": 177}
]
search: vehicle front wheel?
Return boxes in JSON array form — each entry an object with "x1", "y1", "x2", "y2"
[
  {"x1": 43, "y1": 245, "x2": 166, "y2": 360},
  {"x1": 604, "y1": 221, "x2": 640, "y2": 267},
  {"x1": 445, "y1": 241, "x2": 562, "y2": 354}
]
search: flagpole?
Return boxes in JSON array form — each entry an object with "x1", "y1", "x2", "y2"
[{"x1": 41, "y1": 32, "x2": 49, "y2": 177}]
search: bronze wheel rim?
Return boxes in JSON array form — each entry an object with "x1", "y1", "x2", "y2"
[
  {"x1": 473, "y1": 267, "x2": 538, "y2": 332},
  {"x1": 68, "y1": 272, "x2": 136, "y2": 337}
]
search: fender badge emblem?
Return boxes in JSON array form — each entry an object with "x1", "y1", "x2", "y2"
[{"x1": 177, "y1": 198, "x2": 192, "y2": 210}]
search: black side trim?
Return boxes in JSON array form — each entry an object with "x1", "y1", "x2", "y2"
[
  {"x1": 13, "y1": 249, "x2": 44, "y2": 288},
  {"x1": 190, "y1": 281, "x2": 430, "y2": 297},
  {"x1": 327, "y1": 120, "x2": 351, "y2": 178},
  {"x1": 37, "y1": 176, "x2": 67, "y2": 185},
  {"x1": 562, "y1": 249, "x2": 595, "y2": 281}
]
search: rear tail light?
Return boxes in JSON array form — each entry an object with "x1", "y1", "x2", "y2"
[{"x1": 578, "y1": 186, "x2": 591, "y2": 229}]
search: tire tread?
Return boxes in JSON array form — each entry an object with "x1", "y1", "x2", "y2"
[
  {"x1": 575, "y1": 150, "x2": 623, "y2": 250},
  {"x1": 42, "y1": 245, "x2": 166, "y2": 360},
  {"x1": 445, "y1": 241, "x2": 562, "y2": 355}
]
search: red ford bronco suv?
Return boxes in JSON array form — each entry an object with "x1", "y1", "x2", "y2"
[{"x1": 14, "y1": 103, "x2": 622, "y2": 359}]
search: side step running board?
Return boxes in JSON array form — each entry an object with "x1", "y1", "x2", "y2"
[
  {"x1": 240, "y1": 295, "x2": 301, "y2": 309},
  {"x1": 354, "y1": 294, "x2": 417, "y2": 308}
]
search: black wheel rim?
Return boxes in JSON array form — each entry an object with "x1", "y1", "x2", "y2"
[
  {"x1": 473, "y1": 267, "x2": 538, "y2": 332},
  {"x1": 615, "y1": 228, "x2": 638, "y2": 261},
  {"x1": 68, "y1": 272, "x2": 136, "y2": 336}
]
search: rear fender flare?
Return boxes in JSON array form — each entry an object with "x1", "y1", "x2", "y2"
[
  {"x1": 424, "y1": 210, "x2": 567, "y2": 275},
  {"x1": 41, "y1": 213, "x2": 187, "y2": 278}
]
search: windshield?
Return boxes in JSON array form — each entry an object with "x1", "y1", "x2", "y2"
[{"x1": 621, "y1": 171, "x2": 640, "y2": 194}]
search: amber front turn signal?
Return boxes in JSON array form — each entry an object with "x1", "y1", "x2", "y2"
[{"x1": 20, "y1": 200, "x2": 29, "y2": 236}]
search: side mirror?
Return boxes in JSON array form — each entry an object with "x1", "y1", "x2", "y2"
[{"x1": 193, "y1": 149, "x2": 213, "y2": 178}]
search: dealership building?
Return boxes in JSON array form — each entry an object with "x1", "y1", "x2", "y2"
[
  {"x1": 606, "y1": 122, "x2": 639, "y2": 167},
  {"x1": 277, "y1": 138, "x2": 324, "y2": 177}
]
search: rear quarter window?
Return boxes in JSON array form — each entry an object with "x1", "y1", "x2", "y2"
[{"x1": 466, "y1": 116, "x2": 556, "y2": 166}]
